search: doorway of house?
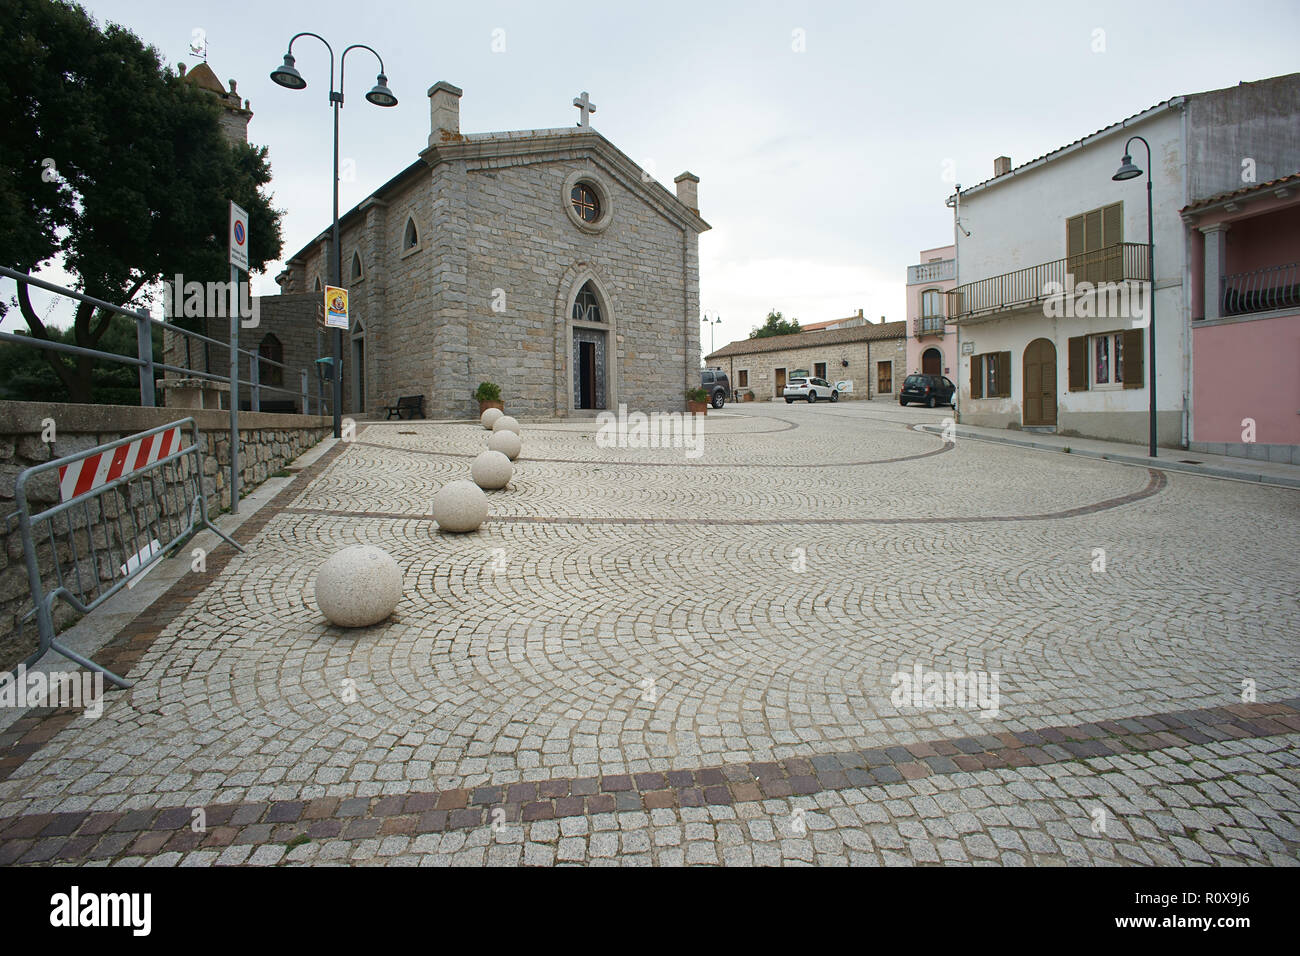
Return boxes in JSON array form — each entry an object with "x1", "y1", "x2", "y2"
[
  {"x1": 351, "y1": 330, "x2": 365, "y2": 413},
  {"x1": 922, "y1": 348, "x2": 942, "y2": 376},
  {"x1": 1022, "y1": 337, "x2": 1058, "y2": 426},
  {"x1": 775, "y1": 368, "x2": 787, "y2": 395},
  {"x1": 579, "y1": 341, "x2": 596, "y2": 409},
  {"x1": 877, "y1": 361, "x2": 892, "y2": 395}
]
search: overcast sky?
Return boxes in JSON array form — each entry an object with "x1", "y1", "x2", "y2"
[{"x1": 13, "y1": 0, "x2": 1300, "y2": 349}]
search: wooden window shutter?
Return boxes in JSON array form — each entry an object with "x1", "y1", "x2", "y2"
[
  {"x1": 970, "y1": 355, "x2": 983, "y2": 399},
  {"x1": 1102, "y1": 202, "x2": 1123, "y2": 246},
  {"x1": 1067, "y1": 214, "x2": 1085, "y2": 269},
  {"x1": 997, "y1": 351, "x2": 1011, "y2": 397},
  {"x1": 1102, "y1": 203, "x2": 1123, "y2": 282},
  {"x1": 1068, "y1": 336, "x2": 1088, "y2": 391},
  {"x1": 1122, "y1": 329, "x2": 1144, "y2": 388}
]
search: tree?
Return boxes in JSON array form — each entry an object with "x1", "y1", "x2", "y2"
[
  {"x1": 0, "y1": 0, "x2": 283, "y2": 402},
  {"x1": 749, "y1": 310, "x2": 802, "y2": 339}
]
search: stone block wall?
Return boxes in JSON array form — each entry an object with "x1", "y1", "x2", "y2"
[{"x1": 0, "y1": 401, "x2": 329, "y2": 663}]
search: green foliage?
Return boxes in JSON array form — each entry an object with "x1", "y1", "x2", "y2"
[
  {"x1": 749, "y1": 310, "x2": 802, "y2": 339},
  {"x1": 0, "y1": 0, "x2": 284, "y2": 401},
  {"x1": 686, "y1": 387, "x2": 708, "y2": 403},
  {"x1": 474, "y1": 381, "x2": 502, "y2": 402},
  {"x1": 0, "y1": 312, "x2": 162, "y2": 404}
]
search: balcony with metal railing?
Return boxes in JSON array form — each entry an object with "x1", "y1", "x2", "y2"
[
  {"x1": 907, "y1": 258, "x2": 956, "y2": 285},
  {"x1": 912, "y1": 315, "x2": 947, "y2": 337},
  {"x1": 1220, "y1": 262, "x2": 1300, "y2": 317},
  {"x1": 946, "y1": 242, "x2": 1150, "y2": 322}
]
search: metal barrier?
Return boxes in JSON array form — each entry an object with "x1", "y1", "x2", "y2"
[
  {"x1": 0, "y1": 265, "x2": 329, "y2": 513},
  {"x1": 12, "y1": 418, "x2": 243, "y2": 688}
]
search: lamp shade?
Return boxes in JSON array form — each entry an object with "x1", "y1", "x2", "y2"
[
  {"x1": 365, "y1": 73, "x2": 398, "y2": 107},
  {"x1": 1112, "y1": 154, "x2": 1143, "y2": 181},
  {"x1": 270, "y1": 53, "x2": 306, "y2": 90}
]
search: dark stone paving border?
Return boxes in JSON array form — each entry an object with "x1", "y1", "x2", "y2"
[
  {"x1": 1, "y1": 699, "x2": 1296, "y2": 865},
  {"x1": 353, "y1": 438, "x2": 953, "y2": 470},
  {"x1": 281, "y1": 467, "x2": 1165, "y2": 527}
]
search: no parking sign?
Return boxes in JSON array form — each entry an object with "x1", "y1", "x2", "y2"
[{"x1": 229, "y1": 201, "x2": 249, "y2": 271}]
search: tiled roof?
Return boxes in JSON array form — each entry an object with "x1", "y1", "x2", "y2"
[
  {"x1": 1180, "y1": 171, "x2": 1300, "y2": 213},
  {"x1": 706, "y1": 321, "x2": 905, "y2": 360}
]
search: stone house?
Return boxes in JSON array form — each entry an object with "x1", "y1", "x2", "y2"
[{"x1": 706, "y1": 320, "x2": 907, "y2": 401}]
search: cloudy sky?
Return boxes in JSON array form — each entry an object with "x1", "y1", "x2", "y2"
[{"x1": 16, "y1": 0, "x2": 1300, "y2": 349}]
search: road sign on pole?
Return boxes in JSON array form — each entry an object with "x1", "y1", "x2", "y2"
[{"x1": 229, "y1": 202, "x2": 249, "y2": 272}]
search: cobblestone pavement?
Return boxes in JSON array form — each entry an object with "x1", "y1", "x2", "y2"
[{"x1": 1, "y1": 401, "x2": 1297, "y2": 866}]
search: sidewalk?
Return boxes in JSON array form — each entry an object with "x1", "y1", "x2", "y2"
[{"x1": 916, "y1": 422, "x2": 1300, "y2": 489}]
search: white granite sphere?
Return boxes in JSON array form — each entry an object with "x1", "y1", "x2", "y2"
[
  {"x1": 480, "y1": 407, "x2": 503, "y2": 431},
  {"x1": 432, "y1": 479, "x2": 489, "y2": 532},
  {"x1": 492, "y1": 415, "x2": 521, "y2": 435},
  {"x1": 314, "y1": 545, "x2": 402, "y2": 628},
  {"x1": 471, "y1": 450, "x2": 513, "y2": 490},
  {"x1": 487, "y1": 429, "x2": 521, "y2": 461}
]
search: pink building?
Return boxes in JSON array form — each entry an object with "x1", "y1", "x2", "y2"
[
  {"x1": 1183, "y1": 172, "x2": 1300, "y2": 461},
  {"x1": 905, "y1": 245, "x2": 957, "y2": 379}
]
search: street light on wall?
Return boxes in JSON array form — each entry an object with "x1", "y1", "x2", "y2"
[
  {"x1": 1111, "y1": 135, "x2": 1157, "y2": 458},
  {"x1": 270, "y1": 34, "x2": 398, "y2": 439}
]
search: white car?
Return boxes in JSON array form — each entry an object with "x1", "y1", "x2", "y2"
[{"x1": 784, "y1": 376, "x2": 839, "y2": 403}]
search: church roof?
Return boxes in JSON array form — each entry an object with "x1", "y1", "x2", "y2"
[
  {"x1": 706, "y1": 321, "x2": 906, "y2": 360},
  {"x1": 182, "y1": 61, "x2": 226, "y2": 95},
  {"x1": 284, "y1": 125, "x2": 709, "y2": 266}
]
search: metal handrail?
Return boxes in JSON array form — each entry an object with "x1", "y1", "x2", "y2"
[
  {"x1": 947, "y1": 242, "x2": 1150, "y2": 319},
  {"x1": 1221, "y1": 261, "x2": 1300, "y2": 317}
]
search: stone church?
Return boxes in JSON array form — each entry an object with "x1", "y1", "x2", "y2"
[{"x1": 265, "y1": 81, "x2": 710, "y2": 419}]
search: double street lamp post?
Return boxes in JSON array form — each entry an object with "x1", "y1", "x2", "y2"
[{"x1": 270, "y1": 34, "x2": 397, "y2": 438}]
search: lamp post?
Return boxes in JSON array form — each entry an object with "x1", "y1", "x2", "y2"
[
  {"x1": 1112, "y1": 136, "x2": 1157, "y2": 458},
  {"x1": 702, "y1": 313, "x2": 721, "y2": 356},
  {"x1": 270, "y1": 35, "x2": 397, "y2": 439}
]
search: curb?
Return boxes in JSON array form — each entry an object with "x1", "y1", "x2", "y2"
[{"x1": 917, "y1": 425, "x2": 1300, "y2": 490}]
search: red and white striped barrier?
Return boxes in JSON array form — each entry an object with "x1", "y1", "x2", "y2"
[{"x1": 57, "y1": 426, "x2": 184, "y2": 503}]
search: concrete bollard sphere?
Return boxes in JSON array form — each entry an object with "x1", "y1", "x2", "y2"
[
  {"x1": 481, "y1": 407, "x2": 504, "y2": 430},
  {"x1": 492, "y1": 415, "x2": 521, "y2": 435},
  {"x1": 487, "y1": 429, "x2": 522, "y2": 461},
  {"x1": 432, "y1": 479, "x2": 489, "y2": 532},
  {"x1": 315, "y1": 545, "x2": 403, "y2": 628},
  {"x1": 471, "y1": 450, "x2": 513, "y2": 490}
]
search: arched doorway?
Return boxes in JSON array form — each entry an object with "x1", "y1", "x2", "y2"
[
  {"x1": 570, "y1": 280, "x2": 608, "y2": 410},
  {"x1": 922, "y1": 347, "x2": 942, "y2": 376},
  {"x1": 1022, "y1": 337, "x2": 1057, "y2": 426}
]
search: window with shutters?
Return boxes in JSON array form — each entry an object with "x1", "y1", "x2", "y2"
[
  {"x1": 1068, "y1": 329, "x2": 1143, "y2": 391},
  {"x1": 969, "y1": 351, "x2": 1011, "y2": 399},
  {"x1": 1067, "y1": 202, "x2": 1123, "y2": 284},
  {"x1": 737, "y1": 369, "x2": 749, "y2": 388},
  {"x1": 814, "y1": 362, "x2": 827, "y2": 379}
]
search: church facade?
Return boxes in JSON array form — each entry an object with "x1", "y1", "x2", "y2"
[{"x1": 269, "y1": 81, "x2": 710, "y2": 419}]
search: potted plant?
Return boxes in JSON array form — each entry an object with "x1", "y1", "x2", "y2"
[
  {"x1": 744, "y1": 390, "x2": 755, "y2": 402},
  {"x1": 686, "y1": 386, "x2": 709, "y2": 415},
  {"x1": 474, "y1": 381, "x2": 503, "y2": 415}
]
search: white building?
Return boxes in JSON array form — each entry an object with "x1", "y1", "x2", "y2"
[{"x1": 948, "y1": 73, "x2": 1300, "y2": 447}]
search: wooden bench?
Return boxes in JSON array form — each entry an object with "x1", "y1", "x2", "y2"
[{"x1": 383, "y1": 395, "x2": 425, "y2": 420}]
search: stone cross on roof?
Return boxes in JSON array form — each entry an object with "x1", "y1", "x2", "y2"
[{"x1": 572, "y1": 91, "x2": 597, "y2": 127}]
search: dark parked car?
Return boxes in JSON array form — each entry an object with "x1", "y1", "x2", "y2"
[
  {"x1": 701, "y1": 368, "x2": 730, "y2": 408},
  {"x1": 899, "y1": 373, "x2": 956, "y2": 408}
]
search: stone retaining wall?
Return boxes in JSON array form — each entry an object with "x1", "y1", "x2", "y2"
[{"x1": 0, "y1": 401, "x2": 329, "y2": 659}]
